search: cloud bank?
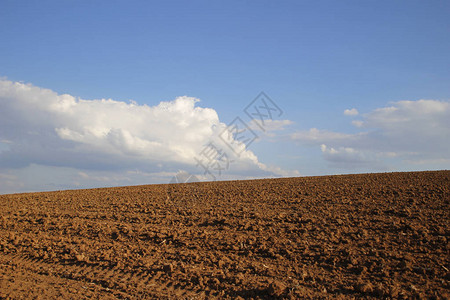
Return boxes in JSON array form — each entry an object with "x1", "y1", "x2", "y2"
[
  {"x1": 292, "y1": 99, "x2": 450, "y2": 170},
  {"x1": 0, "y1": 79, "x2": 297, "y2": 193}
]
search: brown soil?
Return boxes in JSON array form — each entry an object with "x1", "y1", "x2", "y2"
[{"x1": 0, "y1": 171, "x2": 449, "y2": 299}]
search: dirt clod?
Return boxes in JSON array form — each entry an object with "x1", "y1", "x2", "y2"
[{"x1": 268, "y1": 280, "x2": 287, "y2": 296}]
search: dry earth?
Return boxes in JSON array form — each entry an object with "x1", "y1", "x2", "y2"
[{"x1": 0, "y1": 171, "x2": 449, "y2": 299}]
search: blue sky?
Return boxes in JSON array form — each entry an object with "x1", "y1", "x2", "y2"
[{"x1": 1, "y1": 1, "x2": 449, "y2": 193}]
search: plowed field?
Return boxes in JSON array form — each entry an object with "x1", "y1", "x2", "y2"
[{"x1": 0, "y1": 171, "x2": 449, "y2": 299}]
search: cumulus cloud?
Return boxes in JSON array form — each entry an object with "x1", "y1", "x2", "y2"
[
  {"x1": 344, "y1": 108, "x2": 359, "y2": 116},
  {"x1": 0, "y1": 79, "x2": 297, "y2": 192},
  {"x1": 293, "y1": 99, "x2": 450, "y2": 169}
]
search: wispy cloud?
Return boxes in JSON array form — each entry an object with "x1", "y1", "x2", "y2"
[
  {"x1": 249, "y1": 119, "x2": 294, "y2": 132},
  {"x1": 291, "y1": 128, "x2": 358, "y2": 145}
]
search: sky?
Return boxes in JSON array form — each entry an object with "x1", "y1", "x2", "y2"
[{"x1": 0, "y1": 0, "x2": 449, "y2": 194}]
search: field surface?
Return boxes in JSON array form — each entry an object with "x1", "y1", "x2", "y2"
[{"x1": 0, "y1": 171, "x2": 449, "y2": 299}]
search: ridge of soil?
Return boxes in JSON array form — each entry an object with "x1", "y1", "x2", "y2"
[{"x1": 0, "y1": 171, "x2": 449, "y2": 299}]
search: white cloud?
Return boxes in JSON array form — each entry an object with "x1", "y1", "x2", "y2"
[
  {"x1": 320, "y1": 144, "x2": 375, "y2": 165},
  {"x1": 248, "y1": 119, "x2": 294, "y2": 138},
  {"x1": 0, "y1": 79, "x2": 298, "y2": 192},
  {"x1": 249, "y1": 119, "x2": 293, "y2": 132},
  {"x1": 293, "y1": 99, "x2": 450, "y2": 169},
  {"x1": 351, "y1": 120, "x2": 364, "y2": 127},
  {"x1": 376, "y1": 152, "x2": 399, "y2": 158},
  {"x1": 257, "y1": 163, "x2": 301, "y2": 177},
  {"x1": 291, "y1": 128, "x2": 358, "y2": 145},
  {"x1": 344, "y1": 108, "x2": 359, "y2": 116}
]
